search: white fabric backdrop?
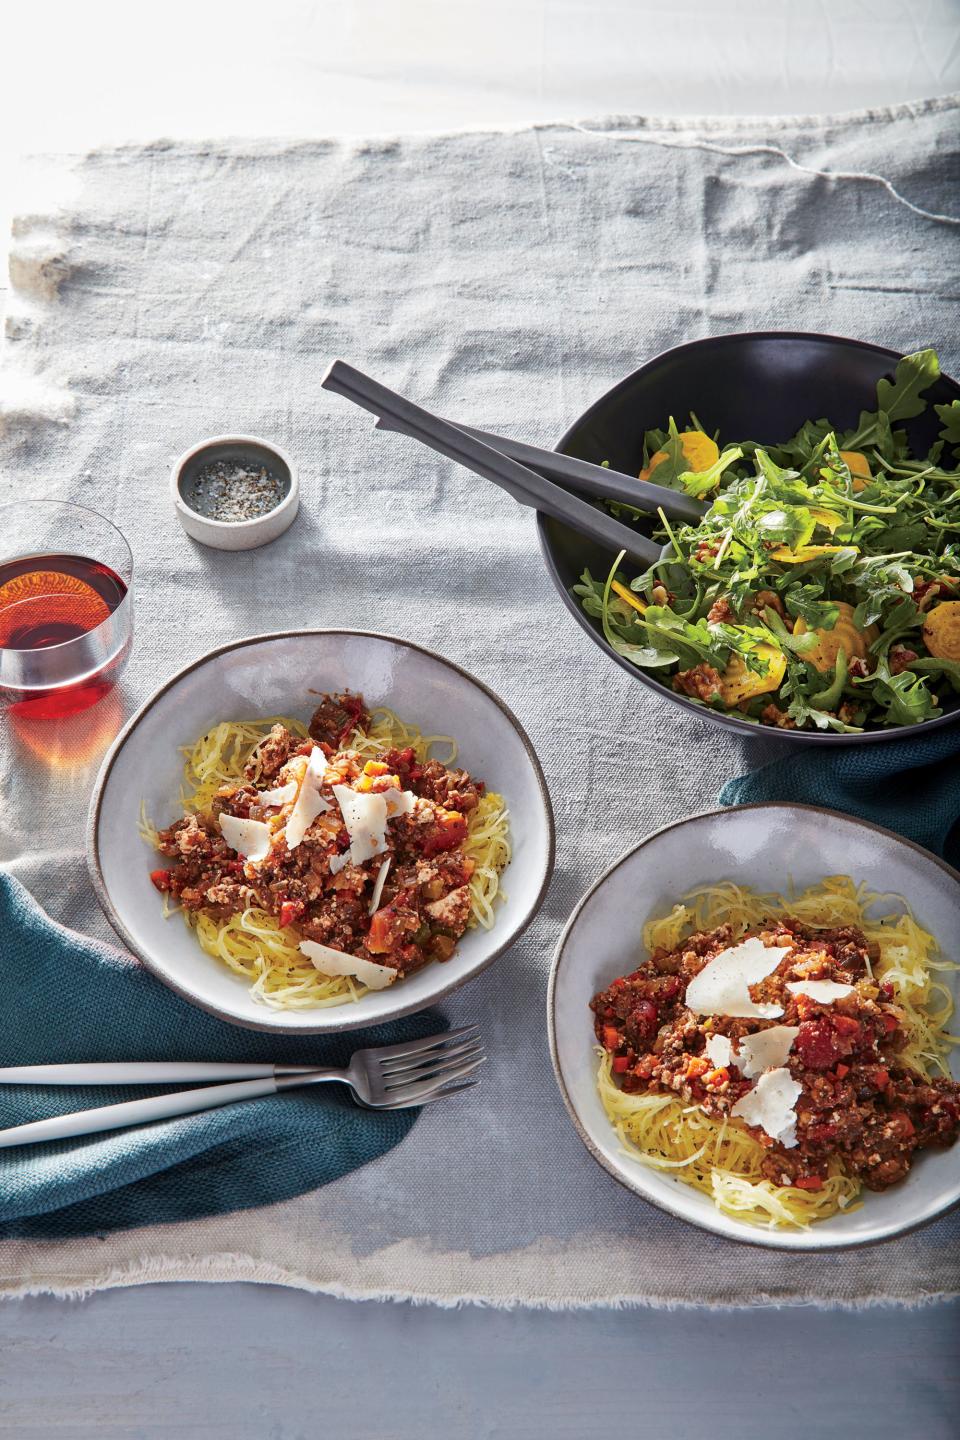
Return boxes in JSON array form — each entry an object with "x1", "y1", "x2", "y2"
[{"x1": 1, "y1": 96, "x2": 959, "y2": 1304}]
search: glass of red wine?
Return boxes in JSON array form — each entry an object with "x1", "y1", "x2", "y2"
[{"x1": 0, "y1": 500, "x2": 133, "y2": 720}]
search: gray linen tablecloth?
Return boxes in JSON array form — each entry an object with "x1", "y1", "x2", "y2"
[{"x1": 1, "y1": 96, "x2": 959, "y2": 1305}]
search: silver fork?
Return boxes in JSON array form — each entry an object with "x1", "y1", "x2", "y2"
[{"x1": 0, "y1": 1025, "x2": 484, "y2": 1148}]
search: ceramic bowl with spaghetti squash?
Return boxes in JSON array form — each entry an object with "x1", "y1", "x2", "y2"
[
  {"x1": 89, "y1": 631, "x2": 554, "y2": 1034},
  {"x1": 548, "y1": 805, "x2": 960, "y2": 1249}
]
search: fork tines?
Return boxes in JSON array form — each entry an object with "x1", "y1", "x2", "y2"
[{"x1": 375, "y1": 1025, "x2": 485, "y2": 1108}]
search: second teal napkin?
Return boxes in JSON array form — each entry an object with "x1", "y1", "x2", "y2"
[{"x1": 720, "y1": 726, "x2": 960, "y2": 867}]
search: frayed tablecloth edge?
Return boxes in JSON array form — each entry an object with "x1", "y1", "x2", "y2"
[{"x1": 0, "y1": 1253, "x2": 955, "y2": 1310}]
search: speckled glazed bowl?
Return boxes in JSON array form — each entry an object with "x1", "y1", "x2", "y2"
[
  {"x1": 89, "y1": 630, "x2": 554, "y2": 1034},
  {"x1": 549, "y1": 804, "x2": 960, "y2": 1250}
]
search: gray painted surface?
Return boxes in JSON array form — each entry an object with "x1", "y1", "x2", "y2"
[
  {"x1": 0, "y1": 1287, "x2": 957, "y2": 1438},
  {"x1": 2, "y1": 9, "x2": 958, "y2": 1437}
]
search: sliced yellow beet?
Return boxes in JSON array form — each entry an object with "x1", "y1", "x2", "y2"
[
  {"x1": 922, "y1": 600, "x2": 960, "y2": 661},
  {"x1": 769, "y1": 544, "x2": 855, "y2": 563},
  {"x1": 718, "y1": 644, "x2": 786, "y2": 705},
  {"x1": 840, "y1": 449, "x2": 872, "y2": 493},
  {"x1": 640, "y1": 431, "x2": 720, "y2": 481},
  {"x1": 610, "y1": 579, "x2": 647, "y2": 615},
  {"x1": 793, "y1": 600, "x2": 878, "y2": 672},
  {"x1": 676, "y1": 431, "x2": 720, "y2": 474},
  {"x1": 809, "y1": 507, "x2": 844, "y2": 533}
]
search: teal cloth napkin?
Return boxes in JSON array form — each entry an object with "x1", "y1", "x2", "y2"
[
  {"x1": 720, "y1": 727, "x2": 960, "y2": 867},
  {"x1": 0, "y1": 874, "x2": 438, "y2": 1239}
]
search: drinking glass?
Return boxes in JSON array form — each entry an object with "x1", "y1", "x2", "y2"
[{"x1": 0, "y1": 500, "x2": 134, "y2": 719}]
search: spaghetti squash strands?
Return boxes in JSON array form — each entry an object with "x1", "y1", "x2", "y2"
[
  {"x1": 146, "y1": 707, "x2": 511, "y2": 1010},
  {"x1": 597, "y1": 876, "x2": 958, "y2": 1229}
]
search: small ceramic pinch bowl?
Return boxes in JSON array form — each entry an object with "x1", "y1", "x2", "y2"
[
  {"x1": 171, "y1": 434, "x2": 299, "y2": 551},
  {"x1": 88, "y1": 630, "x2": 555, "y2": 1034},
  {"x1": 548, "y1": 804, "x2": 960, "y2": 1250}
]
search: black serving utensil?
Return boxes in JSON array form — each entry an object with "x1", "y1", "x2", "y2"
[
  {"x1": 321, "y1": 360, "x2": 666, "y2": 568},
  {"x1": 373, "y1": 414, "x2": 705, "y2": 523}
]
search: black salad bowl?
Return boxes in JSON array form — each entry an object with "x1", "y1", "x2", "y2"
[{"x1": 537, "y1": 331, "x2": 960, "y2": 745}]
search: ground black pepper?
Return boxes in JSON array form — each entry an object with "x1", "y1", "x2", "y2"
[{"x1": 187, "y1": 461, "x2": 284, "y2": 522}]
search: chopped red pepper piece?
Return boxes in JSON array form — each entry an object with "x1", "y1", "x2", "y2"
[
  {"x1": 835, "y1": 1063, "x2": 850, "y2": 1079},
  {"x1": 150, "y1": 868, "x2": 172, "y2": 893},
  {"x1": 794, "y1": 1175, "x2": 824, "y2": 1191},
  {"x1": 602, "y1": 1025, "x2": 621, "y2": 1052},
  {"x1": 612, "y1": 1055, "x2": 631, "y2": 1074},
  {"x1": 278, "y1": 899, "x2": 305, "y2": 928}
]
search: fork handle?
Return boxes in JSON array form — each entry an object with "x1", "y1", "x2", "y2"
[
  {"x1": 0, "y1": 1077, "x2": 287, "y2": 1149},
  {"x1": 0, "y1": 1062, "x2": 319, "y2": 1086}
]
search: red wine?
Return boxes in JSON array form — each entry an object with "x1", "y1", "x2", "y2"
[{"x1": 0, "y1": 553, "x2": 130, "y2": 719}]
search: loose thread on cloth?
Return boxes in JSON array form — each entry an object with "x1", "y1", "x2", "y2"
[{"x1": 557, "y1": 121, "x2": 960, "y2": 228}]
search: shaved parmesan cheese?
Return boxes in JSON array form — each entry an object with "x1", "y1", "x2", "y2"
[
  {"x1": 684, "y1": 937, "x2": 791, "y2": 1020},
  {"x1": 704, "y1": 1034, "x2": 733, "y2": 1069},
  {"x1": 787, "y1": 979, "x2": 855, "y2": 1004},
  {"x1": 328, "y1": 852, "x2": 352, "y2": 876},
  {"x1": 368, "y1": 858, "x2": 391, "y2": 916},
  {"x1": 731, "y1": 1067, "x2": 802, "y2": 1148},
  {"x1": 298, "y1": 939, "x2": 397, "y2": 990},
  {"x1": 333, "y1": 784, "x2": 389, "y2": 864},
  {"x1": 736, "y1": 1025, "x2": 799, "y2": 1079},
  {"x1": 255, "y1": 780, "x2": 298, "y2": 808},
  {"x1": 383, "y1": 788, "x2": 416, "y2": 818},
  {"x1": 218, "y1": 813, "x2": 273, "y2": 864},
  {"x1": 285, "y1": 747, "x2": 331, "y2": 849}
]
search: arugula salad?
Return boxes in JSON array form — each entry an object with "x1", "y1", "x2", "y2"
[{"x1": 574, "y1": 348, "x2": 960, "y2": 732}]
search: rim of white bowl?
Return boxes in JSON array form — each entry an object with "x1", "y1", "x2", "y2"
[
  {"x1": 547, "y1": 802, "x2": 960, "y2": 1251},
  {"x1": 87, "y1": 629, "x2": 556, "y2": 1033}
]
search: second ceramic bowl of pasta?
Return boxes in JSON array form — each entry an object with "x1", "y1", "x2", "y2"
[{"x1": 548, "y1": 804, "x2": 960, "y2": 1250}]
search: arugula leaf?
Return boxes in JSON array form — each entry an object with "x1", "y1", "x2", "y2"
[
  {"x1": 935, "y1": 399, "x2": 960, "y2": 458},
  {"x1": 907, "y1": 656, "x2": 960, "y2": 694},
  {"x1": 772, "y1": 417, "x2": 834, "y2": 468},
  {"x1": 809, "y1": 648, "x2": 848, "y2": 710},
  {"x1": 641, "y1": 419, "x2": 692, "y2": 489},
  {"x1": 876, "y1": 348, "x2": 940, "y2": 422},
  {"x1": 838, "y1": 352, "x2": 939, "y2": 457},
  {"x1": 782, "y1": 585, "x2": 840, "y2": 630},
  {"x1": 755, "y1": 506, "x2": 817, "y2": 551},
  {"x1": 856, "y1": 658, "x2": 940, "y2": 726},
  {"x1": 679, "y1": 446, "x2": 744, "y2": 499}
]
